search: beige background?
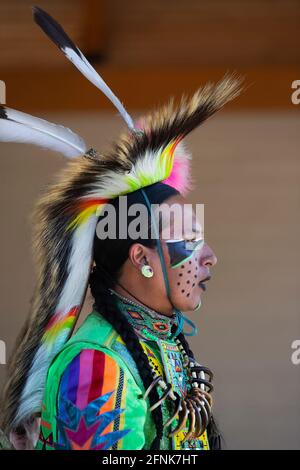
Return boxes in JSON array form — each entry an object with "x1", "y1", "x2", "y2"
[{"x1": 0, "y1": 109, "x2": 299, "y2": 449}]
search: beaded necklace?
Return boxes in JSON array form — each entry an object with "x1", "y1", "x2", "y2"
[{"x1": 109, "y1": 288, "x2": 214, "y2": 442}]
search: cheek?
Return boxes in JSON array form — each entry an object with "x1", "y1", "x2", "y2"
[{"x1": 172, "y1": 256, "x2": 199, "y2": 298}]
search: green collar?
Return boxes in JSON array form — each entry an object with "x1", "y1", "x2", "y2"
[{"x1": 110, "y1": 289, "x2": 177, "y2": 341}]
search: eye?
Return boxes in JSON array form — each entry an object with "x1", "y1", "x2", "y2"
[{"x1": 184, "y1": 238, "x2": 204, "y2": 251}]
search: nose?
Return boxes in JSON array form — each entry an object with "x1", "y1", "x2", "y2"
[{"x1": 199, "y1": 243, "x2": 217, "y2": 268}]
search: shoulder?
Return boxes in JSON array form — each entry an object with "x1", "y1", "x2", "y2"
[
  {"x1": 48, "y1": 310, "x2": 126, "y2": 379},
  {"x1": 59, "y1": 348, "x2": 126, "y2": 406},
  {"x1": 45, "y1": 311, "x2": 146, "y2": 401}
]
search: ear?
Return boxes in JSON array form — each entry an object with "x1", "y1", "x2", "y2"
[{"x1": 128, "y1": 243, "x2": 152, "y2": 269}]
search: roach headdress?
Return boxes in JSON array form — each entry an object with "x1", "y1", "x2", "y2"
[{"x1": 0, "y1": 6, "x2": 242, "y2": 432}]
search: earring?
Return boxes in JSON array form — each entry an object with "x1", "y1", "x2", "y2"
[{"x1": 141, "y1": 264, "x2": 154, "y2": 278}]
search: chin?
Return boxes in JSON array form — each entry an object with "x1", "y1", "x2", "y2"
[
  {"x1": 187, "y1": 293, "x2": 202, "y2": 312},
  {"x1": 176, "y1": 296, "x2": 200, "y2": 313}
]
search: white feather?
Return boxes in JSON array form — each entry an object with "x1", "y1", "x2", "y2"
[
  {"x1": 0, "y1": 107, "x2": 87, "y2": 158},
  {"x1": 63, "y1": 47, "x2": 135, "y2": 131},
  {"x1": 33, "y1": 6, "x2": 135, "y2": 130},
  {"x1": 15, "y1": 215, "x2": 97, "y2": 426}
]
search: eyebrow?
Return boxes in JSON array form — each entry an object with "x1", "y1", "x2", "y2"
[
  {"x1": 162, "y1": 220, "x2": 203, "y2": 240},
  {"x1": 184, "y1": 225, "x2": 203, "y2": 237}
]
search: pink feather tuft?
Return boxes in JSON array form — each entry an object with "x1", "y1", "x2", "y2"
[
  {"x1": 134, "y1": 118, "x2": 194, "y2": 196},
  {"x1": 163, "y1": 142, "x2": 194, "y2": 196}
]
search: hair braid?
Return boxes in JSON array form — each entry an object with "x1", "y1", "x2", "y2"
[
  {"x1": 177, "y1": 332, "x2": 222, "y2": 450},
  {"x1": 89, "y1": 265, "x2": 164, "y2": 450}
]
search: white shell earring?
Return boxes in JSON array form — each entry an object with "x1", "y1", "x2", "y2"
[{"x1": 141, "y1": 264, "x2": 154, "y2": 278}]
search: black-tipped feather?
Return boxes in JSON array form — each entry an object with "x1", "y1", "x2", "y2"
[
  {"x1": 0, "y1": 105, "x2": 8, "y2": 120},
  {"x1": 32, "y1": 6, "x2": 81, "y2": 58},
  {"x1": 0, "y1": 105, "x2": 87, "y2": 157},
  {"x1": 32, "y1": 6, "x2": 135, "y2": 130}
]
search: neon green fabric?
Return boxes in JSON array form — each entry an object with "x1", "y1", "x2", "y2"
[{"x1": 35, "y1": 310, "x2": 209, "y2": 450}]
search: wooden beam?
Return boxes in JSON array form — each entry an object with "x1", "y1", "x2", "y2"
[
  {"x1": 1, "y1": 65, "x2": 300, "y2": 112},
  {"x1": 80, "y1": 0, "x2": 108, "y2": 62}
]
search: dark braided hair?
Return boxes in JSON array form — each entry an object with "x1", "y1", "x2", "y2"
[{"x1": 89, "y1": 265, "x2": 163, "y2": 449}]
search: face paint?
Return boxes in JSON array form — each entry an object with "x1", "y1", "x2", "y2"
[
  {"x1": 174, "y1": 257, "x2": 199, "y2": 305},
  {"x1": 165, "y1": 238, "x2": 204, "y2": 268}
]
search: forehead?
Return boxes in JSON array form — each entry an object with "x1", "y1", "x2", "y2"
[{"x1": 153, "y1": 197, "x2": 204, "y2": 240}]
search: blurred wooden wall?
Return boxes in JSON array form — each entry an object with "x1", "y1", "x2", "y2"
[{"x1": 0, "y1": 0, "x2": 299, "y2": 110}]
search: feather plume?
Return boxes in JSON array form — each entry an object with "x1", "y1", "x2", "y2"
[
  {"x1": 0, "y1": 105, "x2": 86, "y2": 157},
  {"x1": 32, "y1": 6, "x2": 135, "y2": 131}
]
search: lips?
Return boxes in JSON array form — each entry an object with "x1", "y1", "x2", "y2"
[{"x1": 198, "y1": 275, "x2": 211, "y2": 291}]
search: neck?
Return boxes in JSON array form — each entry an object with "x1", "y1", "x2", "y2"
[
  {"x1": 109, "y1": 288, "x2": 177, "y2": 341},
  {"x1": 113, "y1": 283, "x2": 174, "y2": 317}
]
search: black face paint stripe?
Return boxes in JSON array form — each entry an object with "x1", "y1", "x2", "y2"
[{"x1": 166, "y1": 239, "x2": 203, "y2": 268}]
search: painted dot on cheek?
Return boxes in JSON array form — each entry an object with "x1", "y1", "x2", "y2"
[
  {"x1": 187, "y1": 270, "x2": 191, "y2": 274},
  {"x1": 187, "y1": 293, "x2": 190, "y2": 297},
  {"x1": 192, "y1": 283, "x2": 195, "y2": 287},
  {"x1": 187, "y1": 280, "x2": 190, "y2": 284},
  {"x1": 177, "y1": 282, "x2": 180, "y2": 286},
  {"x1": 181, "y1": 289, "x2": 185, "y2": 293}
]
